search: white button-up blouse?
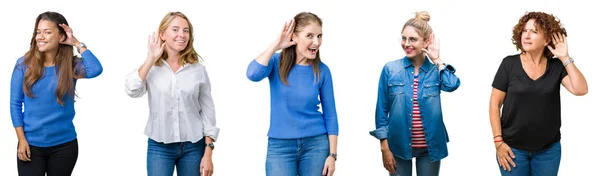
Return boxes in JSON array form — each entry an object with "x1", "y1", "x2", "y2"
[{"x1": 125, "y1": 60, "x2": 219, "y2": 143}]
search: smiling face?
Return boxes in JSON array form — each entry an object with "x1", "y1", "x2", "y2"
[
  {"x1": 521, "y1": 19, "x2": 548, "y2": 53},
  {"x1": 400, "y1": 26, "x2": 428, "y2": 58},
  {"x1": 160, "y1": 16, "x2": 190, "y2": 53},
  {"x1": 293, "y1": 22, "x2": 322, "y2": 60},
  {"x1": 35, "y1": 19, "x2": 62, "y2": 53}
]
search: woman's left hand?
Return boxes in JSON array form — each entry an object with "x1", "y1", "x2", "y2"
[
  {"x1": 321, "y1": 156, "x2": 336, "y2": 176},
  {"x1": 200, "y1": 157, "x2": 213, "y2": 176},
  {"x1": 548, "y1": 33, "x2": 570, "y2": 62},
  {"x1": 58, "y1": 24, "x2": 80, "y2": 47},
  {"x1": 421, "y1": 33, "x2": 441, "y2": 64}
]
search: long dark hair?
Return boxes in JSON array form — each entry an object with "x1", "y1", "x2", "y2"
[{"x1": 22, "y1": 11, "x2": 85, "y2": 106}]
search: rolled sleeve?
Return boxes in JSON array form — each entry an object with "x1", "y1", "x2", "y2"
[
  {"x1": 125, "y1": 68, "x2": 147, "y2": 98},
  {"x1": 199, "y1": 67, "x2": 220, "y2": 141},
  {"x1": 369, "y1": 126, "x2": 389, "y2": 140}
]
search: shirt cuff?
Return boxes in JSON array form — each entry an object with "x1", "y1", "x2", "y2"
[
  {"x1": 125, "y1": 70, "x2": 144, "y2": 90},
  {"x1": 204, "y1": 127, "x2": 220, "y2": 142},
  {"x1": 369, "y1": 126, "x2": 388, "y2": 140}
]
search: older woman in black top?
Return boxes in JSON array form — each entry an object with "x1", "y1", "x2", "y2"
[{"x1": 489, "y1": 11, "x2": 588, "y2": 176}]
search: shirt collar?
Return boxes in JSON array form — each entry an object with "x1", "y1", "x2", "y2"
[{"x1": 401, "y1": 56, "x2": 434, "y2": 73}]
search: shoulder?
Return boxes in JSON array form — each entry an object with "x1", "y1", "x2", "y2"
[
  {"x1": 189, "y1": 61, "x2": 207, "y2": 72},
  {"x1": 382, "y1": 58, "x2": 405, "y2": 72},
  {"x1": 498, "y1": 54, "x2": 520, "y2": 69},
  {"x1": 14, "y1": 56, "x2": 26, "y2": 70},
  {"x1": 272, "y1": 52, "x2": 282, "y2": 61},
  {"x1": 502, "y1": 54, "x2": 520, "y2": 63}
]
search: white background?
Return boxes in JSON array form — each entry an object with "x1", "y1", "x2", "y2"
[{"x1": 1, "y1": 0, "x2": 598, "y2": 175}]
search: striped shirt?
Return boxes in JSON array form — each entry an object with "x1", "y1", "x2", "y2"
[{"x1": 412, "y1": 77, "x2": 427, "y2": 148}]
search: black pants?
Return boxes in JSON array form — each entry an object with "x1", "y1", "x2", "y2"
[{"x1": 17, "y1": 139, "x2": 79, "y2": 176}]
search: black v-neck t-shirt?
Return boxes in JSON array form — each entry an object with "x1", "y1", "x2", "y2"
[{"x1": 492, "y1": 54, "x2": 568, "y2": 152}]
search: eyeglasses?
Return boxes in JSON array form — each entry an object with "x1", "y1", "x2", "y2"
[{"x1": 400, "y1": 36, "x2": 423, "y2": 45}]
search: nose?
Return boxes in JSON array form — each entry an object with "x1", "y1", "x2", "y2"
[
  {"x1": 312, "y1": 37, "x2": 320, "y2": 46},
  {"x1": 523, "y1": 31, "x2": 531, "y2": 39}
]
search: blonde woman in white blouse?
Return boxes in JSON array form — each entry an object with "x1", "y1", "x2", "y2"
[{"x1": 125, "y1": 12, "x2": 219, "y2": 176}]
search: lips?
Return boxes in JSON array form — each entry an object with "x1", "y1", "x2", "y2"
[
  {"x1": 405, "y1": 47, "x2": 414, "y2": 53},
  {"x1": 37, "y1": 41, "x2": 48, "y2": 47},
  {"x1": 308, "y1": 48, "x2": 318, "y2": 55}
]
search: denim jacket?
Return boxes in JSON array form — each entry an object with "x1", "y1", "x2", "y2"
[{"x1": 369, "y1": 56, "x2": 460, "y2": 162}]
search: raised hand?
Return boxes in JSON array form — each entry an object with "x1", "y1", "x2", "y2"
[
  {"x1": 272, "y1": 19, "x2": 297, "y2": 50},
  {"x1": 548, "y1": 33, "x2": 569, "y2": 61},
  {"x1": 421, "y1": 33, "x2": 441, "y2": 64},
  {"x1": 58, "y1": 24, "x2": 80, "y2": 47},
  {"x1": 147, "y1": 31, "x2": 166, "y2": 63}
]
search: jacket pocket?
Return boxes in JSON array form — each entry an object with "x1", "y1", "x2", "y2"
[
  {"x1": 422, "y1": 82, "x2": 440, "y2": 97},
  {"x1": 388, "y1": 81, "x2": 406, "y2": 96}
]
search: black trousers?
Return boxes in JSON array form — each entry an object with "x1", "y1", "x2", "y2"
[{"x1": 17, "y1": 139, "x2": 79, "y2": 176}]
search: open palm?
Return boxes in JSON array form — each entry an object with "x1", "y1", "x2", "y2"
[
  {"x1": 548, "y1": 33, "x2": 569, "y2": 60},
  {"x1": 422, "y1": 33, "x2": 440, "y2": 63},
  {"x1": 274, "y1": 19, "x2": 297, "y2": 50}
]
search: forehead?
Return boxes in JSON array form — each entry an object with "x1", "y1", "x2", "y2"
[
  {"x1": 298, "y1": 22, "x2": 322, "y2": 33},
  {"x1": 524, "y1": 19, "x2": 538, "y2": 29},
  {"x1": 37, "y1": 19, "x2": 57, "y2": 30},
  {"x1": 401, "y1": 26, "x2": 422, "y2": 38},
  {"x1": 168, "y1": 16, "x2": 189, "y2": 28}
]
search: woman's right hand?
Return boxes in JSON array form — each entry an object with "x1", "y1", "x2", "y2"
[
  {"x1": 17, "y1": 140, "x2": 31, "y2": 162},
  {"x1": 381, "y1": 149, "x2": 396, "y2": 174},
  {"x1": 496, "y1": 142, "x2": 516, "y2": 171},
  {"x1": 271, "y1": 19, "x2": 297, "y2": 51},
  {"x1": 147, "y1": 31, "x2": 166, "y2": 63}
]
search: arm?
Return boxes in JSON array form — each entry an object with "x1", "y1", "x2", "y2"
[
  {"x1": 199, "y1": 67, "x2": 220, "y2": 142},
  {"x1": 320, "y1": 68, "x2": 338, "y2": 175},
  {"x1": 320, "y1": 67, "x2": 338, "y2": 136},
  {"x1": 247, "y1": 19, "x2": 297, "y2": 82},
  {"x1": 560, "y1": 58, "x2": 588, "y2": 96},
  {"x1": 11, "y1": 60, "x2": 31, "y2": 161},
  {"x1": 369, "y1": 66, "x2": 390, "y2": 142},
  {"x1": 75, "y1": 50, "x2": 103, "y2": 78},
  {"x1": 246, "y1": 45, "x2": 277, "y2": 82},
  {"x1": 124, "y1": 65, "x2": 149, "y2": 98},
  {"x1": 10, "y1": 60, "x2": 25, "y2": 128},
  {"x1": 437, "y1": 64, "x2": 460, "y2": 92},
  {"x1": 489, "y1": 88, "x2": 505, "y2": 144}
]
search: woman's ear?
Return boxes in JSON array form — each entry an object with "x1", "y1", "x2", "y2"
[
  {"x1": 159, "y1": 32, "x2": 165, "y2": 41},
  {"x1": 292, "y1": 33, "x2": 297, "y2": 42}
]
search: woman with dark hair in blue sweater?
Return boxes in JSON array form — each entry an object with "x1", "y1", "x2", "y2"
[{"x1": 10, "y1": 11, "x2": 103, "y2": 176}]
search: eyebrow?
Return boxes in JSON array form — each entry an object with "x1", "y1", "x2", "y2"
[{"x1": 171, "y1": 26, "x2": 190, "y2": 29}]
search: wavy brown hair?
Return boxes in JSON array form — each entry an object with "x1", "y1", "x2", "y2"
[
  {"x1": 279, "y1": 12, "x2": 322, "y2": 85},
  {"x1": 512, "y1": 11, "x2": 567, "y2": 59},
  {"x1": 155, "y1": 12, "x2": 202, "y2": 66},
  {"x1": 23, "y1": 11, "x2": 84, "y2": 106}
]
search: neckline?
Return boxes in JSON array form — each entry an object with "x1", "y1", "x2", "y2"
[{"x1": 517, "y1": 55, "x2": 548, "y2": 82}]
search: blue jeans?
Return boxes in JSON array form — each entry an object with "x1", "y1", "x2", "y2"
[
  {"x1": 265, "y1": 134, "x2": 330, "y2": 176},
  {"x1": 497, "y1": 142, "x2": 561, "y2": 176},
  {"x1": 147, "y1": 138, "x2": 206, "y2": 176},
  {"x1": 392, "y1": 148, "x2": 440, "y2": 176}
]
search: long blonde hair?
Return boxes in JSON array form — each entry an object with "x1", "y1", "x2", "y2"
[{"x1": 154, "y1": 12, "x2": 203, "y2": 66}]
